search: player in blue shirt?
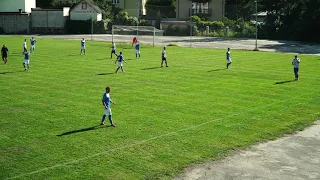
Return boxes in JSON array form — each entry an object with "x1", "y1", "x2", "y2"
[
  {"x1": 80, "y1": 38, "x2": 86, "y2": 55},
  {"x1": 135, "y1": 41, "x2": 140, "y2": 59},
  {"x1": 100, "y1": 87, "x2": 116, "y2": 127},
  {"x1": 23, "y1": 48, "x2": 30, "y2": 71},
  {"x1": 30, "y1": 37, "x2": 36, "y2": 53},
  {"x1": 115, "y1": 52, "x2": 126, "y2": 73},
  {"x1": 110, "y1": 42, "x2": 116, "y2": 58}
]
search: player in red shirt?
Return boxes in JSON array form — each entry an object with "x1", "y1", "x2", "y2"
[{"x1": 132, "y1": 37, "x2": 137, "y2": 47}]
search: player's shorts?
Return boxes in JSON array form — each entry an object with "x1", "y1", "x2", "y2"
[
  {"x1": 23, "y1": 59, "x2": 29, "y2": 64},
  {"x1": 111, "y1": 49, "x2": 116, "y2": 54},
  {"x1": 226, "y1": 59, "x2": 232, "y2": 63},
  {"x1": 294, "y1": 67, "x2": 299, "y2": 74},
  {"x1": 162, "y1": 56, "x2": 167, "y2": 61},
  {"x1": 103, "y1": 107, "x2": 112, "y2": 115},
  {"x1": 31, "y1": 45, "x2": 35, "y2": 48},
  {"x1": 136, "y1": 49, "x2": 140, "y2": 53},
  {"x1": 2, "y1": 54, "x2": 7, "y2": 58},
  {"x1": 118, "y1": 62, "x2": 123, "y2": 67},
  {"x1": 81, "y1": 46, "x2": 86, "y2": 50}
]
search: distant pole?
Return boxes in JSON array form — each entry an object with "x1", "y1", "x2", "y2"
[
  {"x1": 254, "y1": 0, "x2": 259, "y2": 51},
  {"x1": 137, "y1": 0, "x2": 139, "y2": 38},
  {"x1": 91, "y1": 18, "x2": 93, "y2": 41},
  {"x1": 112, "y1": 25, "x2": 114, "y2": 43},
  {"x1": 189, "y1": 0, "x2": 192, "y2": 47}
]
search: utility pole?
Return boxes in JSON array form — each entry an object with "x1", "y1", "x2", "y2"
[
  {"x1": 136, "y1": 0, "x2": 140, "y2": 38},
  {"x1": 254, "y1": 0, "x2": 259, "y2": 51},
  {"x1": 189, "y1": 0, "x2": 192, "y2": 47}
]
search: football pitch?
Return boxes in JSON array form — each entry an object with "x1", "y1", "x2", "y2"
[{"x1": 1, "y1": 36, "x2": 319, "y2": 180}]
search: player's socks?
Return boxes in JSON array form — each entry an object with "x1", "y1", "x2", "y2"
[
  {"x1": 101, "y1": 115, "x2": 106, "y2": 123},
  {"x1": 108, "y1": 115, "x2": 114, "y2": 124}
]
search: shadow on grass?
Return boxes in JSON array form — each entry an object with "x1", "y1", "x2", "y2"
[
  {"x1": 0, "y1": 71, "x2": 15, "y2": 75},
  {"x1": 97, "y1": 72, "x2": 114, "y2": 75},
  {"x1": 274, "y1": 80, "x2": 295, "y2": 84},
  {"x1": 208, "y1": 68, "x2": 227, "y2": 72},
  {"x1": 96, "y1": 58, "x2": 108, "y2": 60},
  {"x1": 57, "y1": 125, "x2": 110, "y2": 136},
  {"x1": 142, "y1": 67, "x2": 161, "y2": 70}
]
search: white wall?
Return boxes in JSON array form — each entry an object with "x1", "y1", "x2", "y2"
[
  {"x1": 31, "y1": 10, "x2": 65, "y2": 28},
  {"x1": 0, "y1": 0, "x2": 35, "y2": 13}
]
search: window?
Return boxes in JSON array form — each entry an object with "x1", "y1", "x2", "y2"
[
  {"x1": 112, "y1": 0, "x2": 119, "y2": 4},
  {"x1": 82, "y1": 2, "x2": 87, "y2": 9}
]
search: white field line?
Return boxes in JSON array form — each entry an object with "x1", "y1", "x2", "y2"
[{"x1": 5, "y1": 91, "x2": 318, "y2": 180}]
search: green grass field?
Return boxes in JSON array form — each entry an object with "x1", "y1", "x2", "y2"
[{"x1": 0, "y1": 36, "x2": 319, "y2": 180}]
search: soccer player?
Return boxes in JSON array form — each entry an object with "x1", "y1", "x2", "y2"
[
  {"x1": 115, "y1": 52, "x2": 126, "y2": 73},
  {"x1": 80, "y1": 38, "x2": 86, "y2": 55},
  {"x1": 292, "y1": 55, "x2": 301, "y2": 81},
  {"x1": 1, "y1": 44, "x2": 9, "y2": 64},
  {"x1": 132, "y1": 37, "x2": 137, "y2": 47},
  {"x1": 226, "y1": 48, "x2": 232, "y2": 69},
  {"x1": 100, "y1": 87, "x2": 116, "y2": 127},
  {"x1": 23, "y1": 39, "x2": 27, "y2": 51},
  {"x1": 110, "y1": 42, "x2": 116, "y2": 58},
  {"x1": 23, "y1": 48, "x2": 30, "y2": 71},
  {"x1": 135, "y1": 41, "x2": 140, "y2": 59},
  {"x1": 30, "y1": 37, "x2": 36, "y2": 53},
  {"x1": 161, "y1": 46, "x2": 168, "y2": 67}
]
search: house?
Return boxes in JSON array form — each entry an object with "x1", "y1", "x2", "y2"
[
  {"x1": 70, "y1": 0, "x2": 102, "y2": 21},
  {"x1": 176, "y1": 0, "x2": 225, "y2": 21},
  {"x1": 109, "y1": 0, "x2": 147, "y2": 17},
  {"x1": 0, "y1": 0, "x2": 36, "y2": 13},
  {"x1": 31, "y1": 7, "x2": 70, "y2": 33}
]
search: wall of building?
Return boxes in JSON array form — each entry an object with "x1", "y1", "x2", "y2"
[
  {"x1": 0, "y1": 0, "x2": 35, "y2": 13},
  {"x1": 0, "y1": 14, "x2": 30, "y2": 33},
  {"x1": 31, "y1": 10, "x2": 65, "y2": 28},
  {"x1": 176, "y1": 0, "x2": 225, "y2": 21},
  {"x1": 114, "y1": 0, "x2": 145, "y2": 17},
  {"x1": 70, "y1": 2, "x2": 101, "y2": 21}
]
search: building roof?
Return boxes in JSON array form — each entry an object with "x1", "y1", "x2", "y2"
[{"x1": 71, "y1": 0, "x2": 102, "y2": 13}]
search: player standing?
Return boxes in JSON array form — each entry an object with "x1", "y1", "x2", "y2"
[
  {"x1": 1, "y1": 44, "x2": 9, "y2": 64},
  {"x1": 161, "y1": 46, "x2": 168, "y2": 67},
  {"x1": 292, "y1": 55, "x2": 301, "y2": 81},
  {"x1": 30, "y1": 37, "x2": 36, "y2": 53},
  {"x1": 115, "y1": 52, "x2": 126, "y2": 73},
  {"x1": 100, "y1": 87, "x2": 116, "y2": 127},
  {"x1": 226, "y1": 48, "x2": 232, "y2": 69},
  {"x1": 135, "y1": 41, "x2": 140, "y2": 59},
  {"x1": 132, "y1": 37, "x2": 137, "y2": 47},
  {"x1": 23, "y1": 39, "x2": 27, "y2": 51},
  {"x1": 80, "y1": 38, "x2": 86, "y2": 55},
  {"x1": 23, "y1": 48, "x2": 30, "y2": 71},
  {"x1": 110, "y1": 42, "x2": 116, "y2": 58}
]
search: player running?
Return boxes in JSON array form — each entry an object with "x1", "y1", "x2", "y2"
[
  {"x1": 292, "y1": 55, "x2": 301, "y2": 81},
  {"x1": 23, "y1": 48, "x2": 30, "y2": 71},
  {"x1": 161, "y1": 46, "x2": 168, "y2": 67},
  {"x1": 30, "y1": 37, "x2": 37, "y2": 53},
  {"x1": 226, "y1": 48, "x2": 232, "y2": 69},
  {"x1": 115, "y1": 52, "x2": 126, "y2": 73},
  {"x1": 110, "y1": 42, "x2": 116, "y2": 58},
  {"x1": 135, "y1": 41, "x2": 140, "y2": 59},
  {"x1": 1, "y1": 44, "x2": 9, "y2": 64},
  {"x1": 80, "y1": 38, "x2": 86, "y2": 55}
]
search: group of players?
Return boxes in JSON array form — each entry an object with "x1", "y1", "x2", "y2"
[{"x1": 1, "y1": 37, "x2": 36, "y2": 71}]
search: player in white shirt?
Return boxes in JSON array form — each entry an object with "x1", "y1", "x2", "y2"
[
  {"x1": 226, "y1": 48, "x2": 232, "y2": 69},
  {"x1": 292, "y1": 55, "x2": 301, "y2": 81},
  {"x1": 80, "y1": 38, "x2": 86, "y2": 55},
  {"x1": 110, "y1": 42, "x2": 116, "y2": 58},
  {"x1": 161, "y1": 46, "x2": 168, "y2": 67},
  {"x1": 23, "y1": 39, "x2": 27, "y2": 51}
]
